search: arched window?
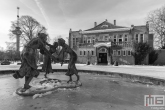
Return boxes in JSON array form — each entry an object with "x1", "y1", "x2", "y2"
[{"x1": 99, "y1": 48, "x2": 107, "y2": 53}]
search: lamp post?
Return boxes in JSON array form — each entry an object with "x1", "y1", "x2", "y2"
[{"x1": 12, "y1": 7, "x2": 22, "y2": 53}]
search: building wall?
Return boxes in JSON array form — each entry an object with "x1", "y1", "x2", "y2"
[
  {"x1": 76, "y1": 47, "x2": 135, "y2": 65},
  {"x1": 77, "y1": 56, "x2": 96, "y2": 64},
  {"x1": 69, "y1": 31, "x2": 81, "y2": 49},
  {"x1": 77, "y1": 47, "x2": 96, "y2": 64},
  {"x1": 69, "y1": 22, "x2": 152, "y2": 65},
  {"x1": 154, "y1": 49, "x2": 165, "y2": 65}
]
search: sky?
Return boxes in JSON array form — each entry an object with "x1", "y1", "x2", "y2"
[{"x1": 0, "y1": 0, "x2": 165, "y2": 50}]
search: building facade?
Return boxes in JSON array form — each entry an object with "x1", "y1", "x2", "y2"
[{"x1": 69, "y1": 19, "x2": 153, "y2": 65}]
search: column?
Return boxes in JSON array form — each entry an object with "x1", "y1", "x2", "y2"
[
  {"x1": 138, "y1": 34, "x2": 140, "y2": 43},
  {"x1": 95, "y1": 47, "x2": 97, "y2": 65},
  {"x1": 108, "y1": 47, "x2": 111, "y2": 65}
]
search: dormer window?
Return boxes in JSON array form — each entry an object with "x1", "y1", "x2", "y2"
[{"x1": 101, "y1": 25, "x2": 108, "y2": 28}]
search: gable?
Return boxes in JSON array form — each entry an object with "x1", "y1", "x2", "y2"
[{"x1": 85, "y1": 21, "x2": 126, "y2": 31}]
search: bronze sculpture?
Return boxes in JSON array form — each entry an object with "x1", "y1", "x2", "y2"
[
  {"x1": 57, "y1": 38, "x2": 80, "y2": 83},
  {"x1": 40, "y1": 42, "x2": 58, "y2": 78},
  {"x1": 13, "y1": 33, "x2": 55, "y2": 91}
]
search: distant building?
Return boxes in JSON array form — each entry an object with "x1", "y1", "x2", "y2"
[{"x1": 69, "y1": 19, "x2": 153, "y2": 65}]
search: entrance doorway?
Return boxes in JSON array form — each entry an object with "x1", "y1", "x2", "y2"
[{"x1": 98, "y1": 53, "x2": 107, "y2": 64}]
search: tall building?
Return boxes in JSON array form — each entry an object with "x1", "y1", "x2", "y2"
[{"x1": 69, "y1": 19, "x2": 153, "y2": 65}]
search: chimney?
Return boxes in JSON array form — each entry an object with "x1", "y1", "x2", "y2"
[
  {"x1": 114, "y1": 20, "x2": 116, "y2": 25},
  {"x1": 105, "y1": 19, "x2": 108, "y2": 22},
  {"x1": 146, "y1": 21, "x2": 149, "y2": 27},
  {"x1": 94, "y1": 22, "x2": 97, "y2": 27},
  {"x1": 79, "y1": 29, "x2": 82, "y2": 33},
  {"x1": 146, "y1": 21, "x2": 149, "y2": 32},
  {"x1": 69, "y1": 28, "x2": 72, "y2": 33}
]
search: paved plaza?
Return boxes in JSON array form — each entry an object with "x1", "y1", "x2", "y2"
[{"x1": 0, "y1": 64, "x2": 165, "y2": 110}]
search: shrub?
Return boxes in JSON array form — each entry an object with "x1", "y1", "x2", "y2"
[
  {"x1": 132, "y1": 42, "x2": 151, "y2": 65},
  {"x1": 149, "y1": 48, "x2": 158, "y2": 64}
]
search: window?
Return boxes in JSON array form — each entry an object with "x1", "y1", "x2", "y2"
[
  {"x1": 123, "y1": 50, "x2": 126, "y2": 56},
  {"x1": 118, "y1": 35, "x2": 123, "y2": 44},
  {"x1": 113, "y1": 50, "x2": 116, "y2": 56},
  {"x1": 127, "y1": 50, "x2": 131, "y2": 56},
  {"x1": 118, "y1": 39, "x2": 122, "y2": 44},
  {"x1": 76, "y1": 38, "x2": 78, "y2": 42},
  {"x1": 101, "y1": 24, "x2": 108, "y2": 28},
  {"x1": 87, "y1": 37, "x2": 91, "y2": 43},
  {"x1": 117, "y1": 50, "x2": 121, "y2": 56},
  {"x1": 88, "y1": 51, "x2": 90, "y2": 55},
  {"x1": 99, "y1": 36, "x2": 103, "y2": 41},
  {"x1": 80, "y1": 51, "x2": 82, "y2": 55},
  {"x1": 119, "y1": 35, "x2": 122, "y2": 38},
  {"x1": 140, "y1": 34, "x2": 143, "y2": 42},
  {"x1": 73, "y1": 38, "x2": 75, "y2": 46},
  {"x1": 135, "y1": 34, "x2": 138, "y2": 43},
  {"x1": 104, "y1": 36, "x2": 108, "y2": 41},
  {"x1": 92, "y1": 39, "x2": 95, "y2": 44},
  {"x1": 87, "y1": 39, "x2": 91, "y2": 43},
  {"x1": 84, "y1": 51, "x2": 86, "y2": 55},
  {"x1": 125, "y1": 35, "x2": 128, "y2": 42},
  {"x1": 101, "y1": 48, "x2": 106, "y2": 52},
  {"x1": 114, "y1": 35, "x2": 117, "y2": 42},
  {"x1": 91, "y1": 50, "x2": 94, "y2": 55},
  {"x1": 83, "y1": 37, "x2": 86, "y2": 44}
]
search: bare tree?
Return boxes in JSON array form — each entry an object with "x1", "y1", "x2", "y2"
[
  {"x1": 147, "y1": 5, "x2": 165, "y2": 48},
  {"x1": 9, "y1": 15, "x2": 48, "y2": 47},
  {"x1": 53, "y1": 35, "x2": 62, "y2": 42},
  {"x1": 5, "y1": 42, "x2": 20, "y2": 61},
  {"x1": 5, "y1": 42, "x2": 16, "y2": 51}
]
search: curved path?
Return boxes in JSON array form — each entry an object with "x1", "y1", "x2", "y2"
[
  {"x1": 0, "y1": 64, "x2": 165, "y2": 85},
  {"x1": 1, "y1": 64, "x2": 165, "y2": 79}
]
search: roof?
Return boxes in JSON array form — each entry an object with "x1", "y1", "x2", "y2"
[
  {"x1": 81, "y1": 27, "x2": 132, "y2": 34},
  {"x1": 85, "y1": 20, "x2": 127, "y2": 31},
  {"x1": 133, "y1": 25, "x2": 147, "y2": 32}
]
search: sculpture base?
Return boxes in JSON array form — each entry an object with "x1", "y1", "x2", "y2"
[{"x1": 16, "y1": 78, "x2": 82, "y2": 96}]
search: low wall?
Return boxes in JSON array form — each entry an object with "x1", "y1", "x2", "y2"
[
  {"x1": 154, "y1": 49, "x2": 165, "y2": 65},
  {"x1": 112, "y1": 56, "x2": 135, "y2": 65}
]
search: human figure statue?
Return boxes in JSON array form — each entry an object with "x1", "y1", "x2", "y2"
[
  {"x1": 40, "y1": 42, "x2": 58, "y2": 78},
  {"x1": 57, "y1": 38, "x2": 80, "y2": 83},
  {"x1": 13, "y1": 33, "x2": 55, "y2": 91}
]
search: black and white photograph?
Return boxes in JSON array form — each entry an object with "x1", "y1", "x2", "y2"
[{"x1": 0, "y1": 0, "x2": 165, "y2": 110}]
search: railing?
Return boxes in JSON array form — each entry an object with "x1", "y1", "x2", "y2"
[
  {"x1": 78, "y1": 43, "x2": 94, "y2": 48},
  {"x1": 76, "y1": 42, "x2": 133, "y2": 48},
  {"x1": 112, "y1": 42, "x2": 133, "y2": 47}
]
